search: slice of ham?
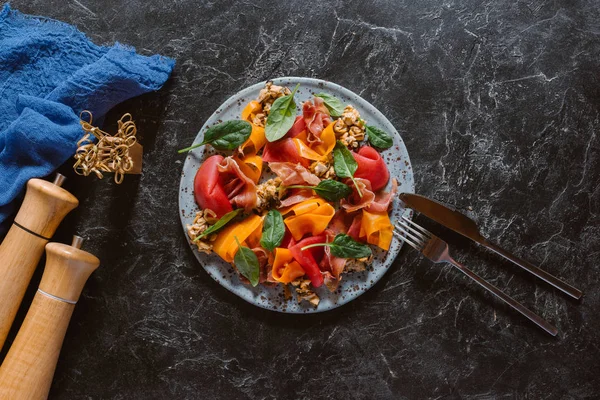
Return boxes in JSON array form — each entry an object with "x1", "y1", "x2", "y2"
[
  {"x1": 287, "y1": 115, "x2": 306, "y2": 138},
  {"x1": 268, "y1": 162, "x2": 321, "y2": 186},
  {"x1": 341, "y1": 178, "x2": 398, "y2": 213},
  {"x1": 263, "y1": 138, "x2": 308, "y2": 167},
  {"x1": 253, "y1": 247, "x2": 271, "y2": 283},
  {"x1": 368, "y1": 178, "x2": 398, "y2": 213},
  {"x1": 303, "y1": 97, "x2": 331, "y2": 144},
  {"x1": 279, "y1": 189, "x2": 315, "y2": 208},
  {"x1": 341, "y1": 178, "x2": 375, "y2": 213},
  {"x1": 347, "y1": 212, "x2": 363, "y2": 241},
  {"x1": 320, "y1": 229, "x2": 348, "y2": 292},
  {"x1": 217, "y1": 156, "x2": 257, "y2": 213},
  {"x1": 329, "y1": 209, "x2": 363, "y2": 241}
]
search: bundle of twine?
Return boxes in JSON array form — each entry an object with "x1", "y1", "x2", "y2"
[{"x1": 73, "y1": 111, "x2": 137, "y2": 184}]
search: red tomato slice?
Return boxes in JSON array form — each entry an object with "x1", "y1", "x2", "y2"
[
  {"x1": 352, "y1": 146, "x2": 390, "y2": 191},
  {"x1": 194, "y1": 155, "x2": 233, "y2": 218}
]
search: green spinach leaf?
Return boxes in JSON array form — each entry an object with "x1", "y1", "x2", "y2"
[
  {"x1": 333, "y1": 141, "x2": 362, "y2": 197},
  {"x1": 234, "y1": 236, "x2": 260, "y2": 286},
  {"x1": 178, "y1": 120, "x2": 252, "y2": 153},
  {"x1": 194, "y1": 209, "x2": 243, "y2": 241},
  {"x1": 315, "y1": 93, "x2": 345, "y2": 117},
  {"x1": 265, "y1": 84, "x2": 300, "y2": 142},
  {"x1": 260, "y1": 210, "x2": 285, "y2": 251},
  {"x1": 286, "y1": 179, "x2": 352, "y2": 202},
  {"x1": 366, "y1": 125, "x2": 393, "y2": 149},
  {"x1": 301, "y1": 234, "x2": 372, "y2": 259}
]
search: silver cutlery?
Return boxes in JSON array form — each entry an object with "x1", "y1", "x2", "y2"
[
  {"x1": 393, "y1": 216, "x2": 558, "y2": 336},
  {"x1": 399, "y1": 193, "x2": 582, "y2": 300}
]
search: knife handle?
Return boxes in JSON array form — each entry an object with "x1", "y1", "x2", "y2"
[{"x1": 484, "y1": 240, "x2": 582, "y2": 300}]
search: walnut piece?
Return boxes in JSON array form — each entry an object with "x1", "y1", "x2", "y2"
[
  {"x1": 252, "y1": 112, "x2": 266, "y2": 128},
  {"x1": 344, "y1": 255, "x2": 373, "y2": 273},
  {"x1": 255, "y1": 177, "x2": 282, "y2": 213},
  {"x1": 333, "y1": 105, "x2": 366, "y2": 149},
  {"x1": 187, "y1": 209, "x2": 218, "y2": 254},
  {"x1": 257, "y1": 82, "x2": 291, "y2": 115},
  {"x1": 291, "y1": 278, "x2": 320, "y2": 306},
  {"x1": 309, "y1": 154, "x2": 336, "y2": 179}
]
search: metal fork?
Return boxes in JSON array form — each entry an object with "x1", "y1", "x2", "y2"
[{"x1": 394, "y1": 216, "x2": 558, "y2": 336}]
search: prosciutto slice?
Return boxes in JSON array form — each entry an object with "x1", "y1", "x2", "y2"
[
  {"x1": 268, "y1": 162, "x2": 321, "y2": 186},
  {"x1": 329, "y1": 209, "x2": 363, "y2": 241},
  {"x1": 302, "y1": 97, "x2": 331, "y2": 144},
  {"x1": 279, "y1": 189, "x2": 315, "y2": 208},
  {"x1": 287, "y1": 115, "x2": 306, "y2": 138},
  {"x1": 262, "y1": 138, "x2": 308, "y2": 167},
  {"x1": 217, "y1": 156, "x2": 257, "y2": 213},
  {"x1": 340, "y1": 178, "x2": 375, "y2": 213},
  {"x1": 319, "y1": 229, "x2": 347, "y2": 292},
  {"x1": 368, "y1": 178, "x2": 398, "y2": 213},
  {"x1": 341, "y1": 178, "x2": 398, "y2": 213}
]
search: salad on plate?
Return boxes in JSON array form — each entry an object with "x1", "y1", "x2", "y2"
[{"x1": 181, "y1": 81, "x2": 399, "y2": 306}]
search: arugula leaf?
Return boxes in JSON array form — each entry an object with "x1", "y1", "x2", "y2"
[
  {"x1": 366, "y1": 125, "x2": 393, "y2": 149},
  {"x1": 178, "y1": 120, "x2": 252, "y2": 153},
  {"x1": 194, "y1": 209, "x2": 242, "y2": 241},
  {"x1": 301, "y1": 234, "x2": 372, "y2": 259},
  {"x1": 265, "y1": 84, "x2": 300, "y2": 142},
  {"x1": 234, "y1": 236, "x2": 260, "y2": 286},
  {"x1": 332, "y1": 141, "x2": 362, "y2": 198},
  {"x1": 260, "y1": 210, "x2": 285, "y2": 251},
  {"x1": 287, "y1": 179, "x2": 352, "y2": 202},
  {"x1": 315, "y1": 93, "x2": 345, "y2": 117}
]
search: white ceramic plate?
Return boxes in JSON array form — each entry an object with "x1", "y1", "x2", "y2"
[{"x1": 179, "y1": 77, "x2": 414, "y2": 313}]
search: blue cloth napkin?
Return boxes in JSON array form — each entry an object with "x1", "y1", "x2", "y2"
[{"x1": 0, "y1": 4, "x2": 175, "y2": 230}]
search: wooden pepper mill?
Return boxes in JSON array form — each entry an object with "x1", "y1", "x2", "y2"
[
  {"x1": 0, "y1": 236, "x2": 100, "y2": 400},
  {"x1": 0, "y1": 174, "x2": 79, "y2": 350}
]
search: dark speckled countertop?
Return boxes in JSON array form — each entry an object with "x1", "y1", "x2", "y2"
[{"x1": 1, "y1": 0, "x2": 599, "y2": 399}]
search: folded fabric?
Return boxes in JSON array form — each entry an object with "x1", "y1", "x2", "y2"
[{"x1": 0, "y1": 4, "x2": 175, "y2": 231}]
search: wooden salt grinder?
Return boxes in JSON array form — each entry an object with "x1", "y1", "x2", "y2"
[
  {"x1": 0, "y1": 236, "x2": 100, "y2": 400},
  {"x1": 0, "y1": 174, "x2": 79, "y2": 350}
]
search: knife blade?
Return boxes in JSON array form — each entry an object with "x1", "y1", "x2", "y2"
[{"x1": 399, "y1": 193, "x2": 582, "y2": 300}]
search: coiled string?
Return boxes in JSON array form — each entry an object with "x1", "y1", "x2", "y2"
[{"x1": 73, "y1": 111, "x2": 137, "y2": 184}]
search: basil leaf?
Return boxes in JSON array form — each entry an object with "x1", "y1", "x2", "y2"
[
  {"x1": 301, "y1": 234, "x2": 372, "y2": 259},
  {"x1": 260, "y1": 210, "x2": 285, "y2": 251},
  {"x1": 287, "y1": 179, "x2": 352, "y2": 202},
  {"x1": 234, "y1": 236, "x2": 260, "y2": 286},
  {"x1": 366, "y1": 125, "x2": 393, "y2": 149},
  {"x1": 329, "y1": 234, "x2": 372, "y2": 258},
  {"x1": 194, "y1": 209, "x2": 242, "y2": 241},
  {"x1": 332, "y1": 141, "x2": 362, "y2": 197},
  {"x1": 265, "y1": 83, "x2": 300, "y2": 142},
  {"x1": 315, "y1": 93, "x2": 345, "y2": 117},
  {"x1": 178, "y1": 120, "x2": 252, "y2": 153}
]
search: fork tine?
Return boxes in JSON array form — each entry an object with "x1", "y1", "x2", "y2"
[
  {"x1": 393, "y1": 230, "x2": 421, "y2": 252},
  {"x1": 402, "y1": 216, "x2": 434, "y2": 237},
  {"x1": 393, "y1": 223, "x2": 426, "y2": 247},
  {"x1": 397, "y1": 219, "x2": 429, "y2": 243}
]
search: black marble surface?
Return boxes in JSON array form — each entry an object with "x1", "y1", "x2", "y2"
[{"x1": 2, "y1": 0, "x2": 599, "y2": 398}]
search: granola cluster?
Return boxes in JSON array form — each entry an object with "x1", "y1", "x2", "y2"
[
  {"x1": 291, "y1": 278, "x2": 320, "y2": 306},
  {"x1": 344, "y1": 254, "x2": 373, "y2": 273},
  {"x1": 186, "y1": 209, "x2": 218, "y2": 254},
  {"x1": 308, "y1": 154, "x2": 336, "y2": 179},
  {"x1": 254, "y1": 177, "x2": 282, "y2": 213},
  {"x1": 333, "y1": 105, "x2": 366, "y2": 149}
]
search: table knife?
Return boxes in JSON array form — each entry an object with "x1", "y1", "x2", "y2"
[{"x1": 398, "y1": 193, "x2": 582, "y2": 300}]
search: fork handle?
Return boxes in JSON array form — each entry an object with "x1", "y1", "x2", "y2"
[
  {"x1": 447, "y1": 257, "x2": 558, "y2": 336},
  {"x1": 483, "y1": 240, "x2": 582, "y2": 300}
]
